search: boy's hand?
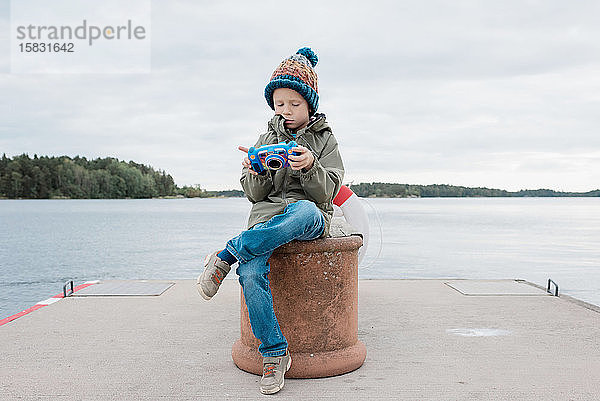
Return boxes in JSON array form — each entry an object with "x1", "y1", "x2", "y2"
[
  {"x1": 238, "y1": 146, "x2": 259, "y2": 176},
  {"x1": 289, "y1": 145, "x2": 314, "y2": 171}
]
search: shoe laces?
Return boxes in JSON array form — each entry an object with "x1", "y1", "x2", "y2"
[
  {"x1": 211, "y1": 267, "x2": 225, "y2": 285},
  {"x1": 263, "y1": 361, "x2": 278, "y2": 378}
]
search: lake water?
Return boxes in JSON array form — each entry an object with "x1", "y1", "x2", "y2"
[{"x1": 1, "y1": 198, "x2": 599, "y2": 319}]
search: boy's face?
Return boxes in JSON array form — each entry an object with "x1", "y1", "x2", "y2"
[{"x1": 273, "y1": 88, "x2": 310, "y2": 131}]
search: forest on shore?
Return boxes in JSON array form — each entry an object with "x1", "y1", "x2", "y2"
[
  {"x1": 1, "y1": 154, "x2": 598, "y2": 199},
  {"x1": 348, "y1": 182, "x2": 600, "y2": 198},
  {"x1": 0, "y1": 154, "x2": 242, "y2": 199}
]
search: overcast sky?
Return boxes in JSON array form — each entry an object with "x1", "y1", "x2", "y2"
[{"x1": 1, "y1": 0, "x2": 599, "y2": 192}]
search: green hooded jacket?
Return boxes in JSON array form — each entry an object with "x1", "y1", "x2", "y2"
[{"x1": 240, "y1": 113, "x2": 345, "y2": 238}]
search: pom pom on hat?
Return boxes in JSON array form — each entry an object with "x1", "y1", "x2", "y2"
[
  {"x1": 296, "y1": 47, "x2": 318, "y2": 67},
  {"x1": 264, "y1": 47, "x2": 320, "y2": 115}
]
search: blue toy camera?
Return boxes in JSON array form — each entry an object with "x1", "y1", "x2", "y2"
[{"x1": 248, "y1": 141, "x2": 299, "y2": 174}]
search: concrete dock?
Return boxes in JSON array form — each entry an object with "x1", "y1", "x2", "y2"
[{"x1": 2, "y1": 279, "x2": 599, "y2": 400}]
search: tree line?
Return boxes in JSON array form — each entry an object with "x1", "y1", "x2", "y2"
[
  {"x1": 0, "y1": 153, "x2": 246, "y2": 199},
  {"x1": 2, "y1": 154, "x2": 597, "y2": 199},
  {"x1": 176, "y1": 185, "x2": 244, "y2": 198},
  {"x1": 0, "y1": 154, "x2": 176, "y2": 199},
  {"x1": 349, "y1": 182, "x2": 600, "y2": 198}
]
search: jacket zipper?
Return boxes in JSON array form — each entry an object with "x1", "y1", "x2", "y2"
[
  {"x1": 278, "y1": 130, "x2": 290, "y2": 206},
  {"x1": 279, "y1": 114, "x2": 323, "y2": 205},
  {"x1": 282, "y1": 167, "x2": 289, "y2": 206}
]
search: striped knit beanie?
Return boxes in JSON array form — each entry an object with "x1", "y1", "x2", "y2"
[{"x1": 264, "y1": 47, "x2": 319, "y2": 115}]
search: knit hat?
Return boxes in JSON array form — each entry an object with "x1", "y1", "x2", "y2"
[{"x1": 264, "y1": 47, "x2": 319, "y2": 115}]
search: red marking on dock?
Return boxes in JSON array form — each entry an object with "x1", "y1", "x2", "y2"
[
  {"x1": 0, "y1": 304, "x2": 45, "y2": 326},
  {"x1": 0, "y1": 282, "x2": 98, "y2": 327}
]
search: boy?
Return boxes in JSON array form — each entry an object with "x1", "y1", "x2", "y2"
[{"x1": 197, "y1": 47, "x2": 344, "y2": 395}]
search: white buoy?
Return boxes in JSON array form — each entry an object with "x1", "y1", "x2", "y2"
[{"x1": 333, "y1": 185, "x2": 370, "y2": 264}]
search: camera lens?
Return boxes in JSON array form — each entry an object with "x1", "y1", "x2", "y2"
[{"x1": 267, "y1": 158, "x2": 283, "y2": 169}]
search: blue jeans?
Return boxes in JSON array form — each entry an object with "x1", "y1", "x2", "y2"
[{"x1": 225, "y1": 200, "x2": 326, "y2": 357}]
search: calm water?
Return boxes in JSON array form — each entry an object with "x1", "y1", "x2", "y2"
[{"x1": 1, "y1": 198, "x2": 599, "y2": 319}]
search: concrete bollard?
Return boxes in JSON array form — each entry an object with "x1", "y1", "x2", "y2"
[{"x1": 231, "y1": 235, "x2": 366, "y2": 378}]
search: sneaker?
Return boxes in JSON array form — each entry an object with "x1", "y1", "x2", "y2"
[
  {"x1": 197, "y1": 251, "x2": 231, "y2": 300},
  {"x1": 260, "y1": 351, "x2": 292, "y2": 395}
]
